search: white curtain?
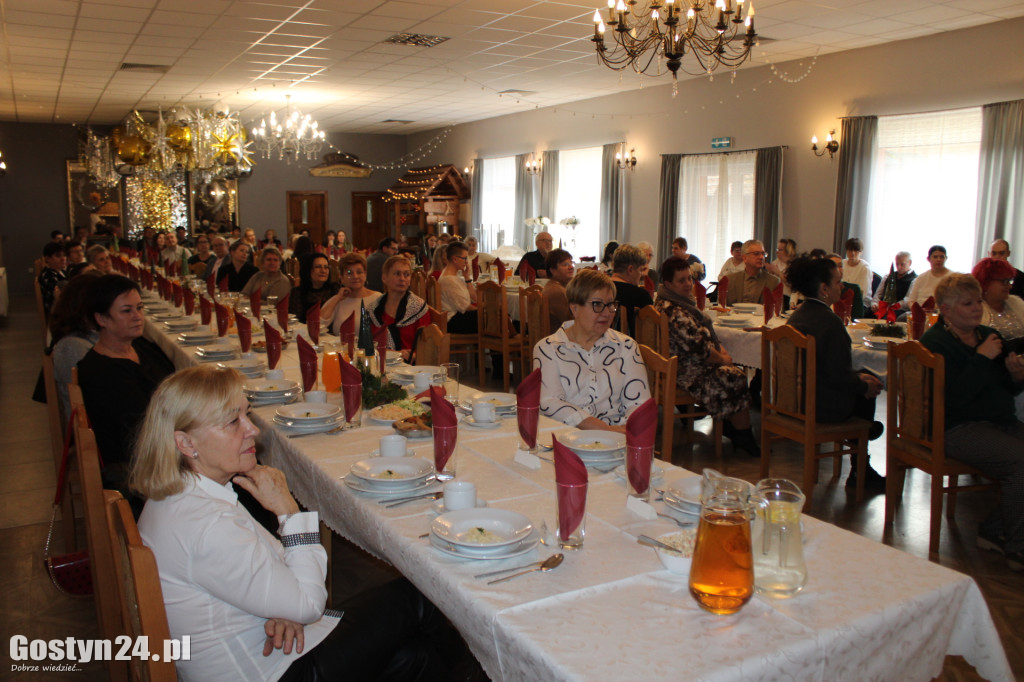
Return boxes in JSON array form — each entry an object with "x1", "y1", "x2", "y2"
[
  {"x1": 600, "y1": 143, "x2": 624, "y2": 249},
  {"x1": 539, "y1": 150, "x2": 559, "y2": 220},
  {"x1": 975, "y1": 100, "x2": 1024, "y2": 256},
  {"x1": 479, "y1": 156, "x2": 516, "y2": 251},
  {"x1": 469, "y1": 158, "x2": 483, "y2": 239},
  {"x1": 556, "y1": 146, "x2": 603, "y2": 259},
  {"x1": 676, "y1": 151, "x2": 756, "y2": 280},
  {"x1": 514, "y1": 153, "x2": 536, "y2": 251}
]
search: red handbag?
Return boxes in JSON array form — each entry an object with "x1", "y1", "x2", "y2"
[{"x1": 43, "y1": 408, "x2": 93, "y2": 597}]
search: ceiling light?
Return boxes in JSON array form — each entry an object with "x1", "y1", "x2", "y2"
[
  {"x1": 384, "y1": 33, "x2": 450, "y2": 47},
  {"x1": 250, "y1": 95, "x2": 326, "y2": 164}
]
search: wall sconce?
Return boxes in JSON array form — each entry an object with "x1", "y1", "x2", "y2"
[
  {"x1": 811, "y1": 130, "x2": 839, "y2": 159},
  {"x1": 616, "y1": 145, "x2": 637, "y2": 172},
  {"x1": 524, "y1": 153, "x2": 540, "y2": 176},
  {"x1": 0, "y1": 150, "x2": 7, "y2": 176}
]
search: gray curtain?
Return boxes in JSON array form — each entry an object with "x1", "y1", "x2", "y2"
[
  {"x1": 513, "y1": 153, "x2": 534, "y2": 250},
  {"x1": 754, "y1": 146, "x2": 783, "y2": 247},
  {"x1": 469, "y1": 158, "x2": 483, "y2": 239},
  {"x1": 600, "y1": 143, "x2": 623, "y2": 247},
  {"x1": 833, "y1": 116, "x2": 878, "y2": 252},
  {"x1": 539, "y1": 150, "x2": 559, "y2": 220},
  {"x1": 658, "y1": 154, "x2": 682, "y2": 267},
  {"x1": 975, "y1": 99, "x2": 1024, "y2": 255}
]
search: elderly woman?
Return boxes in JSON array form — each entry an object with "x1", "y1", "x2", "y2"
[
  {"x1": 133, "y1": 366, "x2": 465, "y2": 680},
  {"x1": 655, "y1": 257, "x2": 759, "y2": 456},
  {"x1": 289, "y1": 253, "x2": 340, "y2": 323},
  {"x1": 368, "y1": 256, "x2": 430, "y2": 359},
  {"x1": 77, "y1": 275, "x2": 175, "y2": 503},
  {"x1": 610, "y1": 244, "x2": 654, "y2": 337},
  {"x1": 907, "y1": 245, "x2": 952, "y2": 308},
  {"x1": 438, "y1": 241, "x2": 477, "y2": 333},
  {"x1": 973, "y1": 257, "x2": 1024, "y2": 349},
  {"x1": 242, "y1": 246, "x2": 291, "y2": 301},
  {"x1": 921, "y1": 274, "x2": 1024, "y2": 570},
  {"x1": 534, "y1": 269, "x2": 650, "y2": 432},
  {"x1": 325, "y1": 253, "x2": 382, "y2": 336},
  {"x1": 786, "y1": 256, "x2": 886, "y2": 491},
  {"x1": 259, "y1": 228, "x2": 282, "y2": 250},
  {"x1": 86, "y1": 244, "x2": 113, "y2": 275},
  {"x1": 187, "y1": 234, "x2": 215, "y2": 276},
  {"x1": 466, "y1": 236, "x2": 494, "y2": 274}
]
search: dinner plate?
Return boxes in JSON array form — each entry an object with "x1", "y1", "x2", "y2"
[
  {"x1": 716, "y1": 317, "x2": 751, "y2": 327},
  {"x1": 461, "y1": 415, "x2": 501, "y2": 429},
  {"x1": 248, "y1": 393, "x2": 300, "y2": 407},
  {"x1": 662, "y1": 476, "x2": 703, "y2": 512},
  {"x1": 164, "y1": 319, "x2": 198, "y2": 331},
  {"x1": 152, "y1": 311, "x2": 184, "y2": 321},
  {"x1": 391, "y1": 366, "x2": 442, "y2": 382},
  {"x1": 243, "y1": 379, "x2": 300, "y2": 395},
  {"x1": 178, "y1": 331, "x2": 217, "y2": 345},
  {"x1": 428, "y1": 524, "x2": 540, "y2": 557},
  {"x1": 343, "y1": 475, "x2": 437, "y2": 496},
  {"x1": 273, "y1": 414, "x2": 345, "y2": 433},
  {"x1": 277, "y1": 402, "x2": 341, "y2": 422},
  {"x1": 731, "y1": 303, "x2": 758, "y2": 311},
  {"x1": 613, "y1": 463, "x2": 665, "y2": 484},
  {"x1": 218, "y1": 357, "x2": 266, "y2": 372},
  {"x1": 557, "y1": 430, "x2": 626, "y2": 457},
  {"x1": 864, "y1": 335, "x2": 908, "y2": 351},
  {"x1": 467, "y1": 392, "x2": 517, "y2": 410},
  {"x1": 432, "y1": 508, "x2": 534, "y2": 549},
  {"x1": 349, "y1": 457, "x2": 434, "y2": 489}
]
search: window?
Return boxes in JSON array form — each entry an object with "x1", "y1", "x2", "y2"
[
  {"x1": 555, "y1": 146, "x2": 602, "y2": 259},
  {"x1": 676, "y1": 151, "x2": 756, "y2": 279},
  {"x1": 478, "y1": 156, "x2": 516, "y2": 252},
  {"x1": 865, "y1": 108, "x2": 982, "y2": 273}
]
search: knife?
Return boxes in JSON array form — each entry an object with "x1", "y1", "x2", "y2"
[{"x1": 381, "y1": 491, "x2": 442, "y2": 508}]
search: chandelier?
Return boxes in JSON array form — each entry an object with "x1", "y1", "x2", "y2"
[
  {"x1": 251, "y1": 95, "x2": 326, "y2": 163},
  {"x1": 592, "y1": 0, "x2": 757, "y2": 86}
]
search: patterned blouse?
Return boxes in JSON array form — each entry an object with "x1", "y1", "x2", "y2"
[{"x1": 533, "y1": 323, "x2": 651, "y2": 427}]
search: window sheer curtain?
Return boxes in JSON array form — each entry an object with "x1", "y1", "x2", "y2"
[
  {"x1": 556, "y1": 147, "x2": 603, "y2": 258},
  {"x1": 539, "y1": 150, "x2": 559, "y2": 220},
  {"x1": 833, "y1": 116, "x2": 877, "y2": 253},
  {"x1": 600, "y1": 143, "x2": 624, "y2": 248},
  {"x1": 675, "y1": 151, "x2": 756, "y2": 280},
  {"x1": 975, "y1": 99, "x2": 1024, "y2": 255},
  {"x1": 514, "y1": 153, "x2": 536, "y2": 251},
  {"x1": 469, "y1": 158, "x2": 483, "y2": 239},
  {"x1": 658, "y1": 154, "x2": 682, "y2": 268},
  {"x1": 755, "y1": 147, "x2": 783, "y2": 248},
  {"x1": 480, "y1": 156, "x2": 516, "y2": 251}
]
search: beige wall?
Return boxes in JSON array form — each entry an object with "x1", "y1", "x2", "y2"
[{"x1": 411, "y1": 16, "x2": 1024, "y2": 262}]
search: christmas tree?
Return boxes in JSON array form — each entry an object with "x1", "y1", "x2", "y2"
[{"x1": 358, "y1": 300, "x2": 375, "y2": 355}]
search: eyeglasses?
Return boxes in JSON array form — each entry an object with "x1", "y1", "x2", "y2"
[
  {"x1": 997, "y1": 278, "x2": 1014, "y2": 285},
  {"x1": 585, "y1": 300, "x2": 620, "y2": 314},
  {"x1": 745, "y1": 251, "x2": 767, "y2": 257},
  {"x1": 450, "y1": 254, "x2": 467, "y2": 262}
]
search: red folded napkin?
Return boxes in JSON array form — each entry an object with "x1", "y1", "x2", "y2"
[
  {"x1": 832, "y1": 299, "x2": 849, "y2": 322},
  {"x1": 762, "y1": 287, "x2": 775, "y2": 325},
  {"x1": 340, "y1": 357, "x2": 362, "y2": 421},
  {"x1": 218, "y1": 275, "x2": 229, "y2": 293},
  {"x1": 235, "y1": 314, "x2": 252, "y2": 353},
  {"x1": 213, "y1": 302, "x2": 230, "y2": 337},
  {"x1": 172, "y1": 282, "x2": 183, "y2": 308},
  {"x1": 552, "y1": 434, "x2": 588, "y2": 542},
  {"x1": 199, "y1": 295, "x2": 212, "y2": 325},
  {"x1": 430, "y1": 385, "x2": 458, "y2": 472},
  {"x1": 263, "y1": 319, "x2": 282, "y2": 369},
  {"x1": 127, "y1": 263, "x2": 139, "y2": 282},
  {"x1": 717, "y1": 275, "x2": 730, "y2": 307},
  {"x1": 773, "y1": 282, "x2": 784, "y2": 316},
  {"x1": 494, "y1": 258, "x2": 505, "y2": 284},
  {"x1": 206, "y1": 273, "x2": 215, "y2": 298},
  {"x1": 520, "y1": 260, "x2": 536, "y2": 286},
  {"x1": 297, "y1": 334, "x2": 318, "y2": 392},
  {"x1": 249, "y1": 287, "x2": 262, "y2": 318},
  {"x1": 517, "y1": 369, "x2": 541, "y2": 448},
  {"x1": 922, "y1": 295, "x2": 935, "y2": 311},
  {"x1": 306, "y1": 301, "x2": 320, "y2": 345},
  {"x1": 276, "y1": 294, "x2": 289, "y2": 333},
  {"x1": 911, "y1": 303, "x2": 925, "y2": 340},
  {"x1": 472, "y1": 258, "x2": 480, "y2": 281},
  {"x1": 625, "y1": 398, "x2": 657, "y2": 496},
  {"x1": 694, "y1": 281, "x2": 707, "y2": 311},
  {"x1": 182, "y1": 287, "x2": 195, "y2": 316},
  {"x1": 642, "y1": 274, "x2": 655, "y2": 294},
  {"x1": 338, "y1": 312, "x2": 355, "y2": 357}
]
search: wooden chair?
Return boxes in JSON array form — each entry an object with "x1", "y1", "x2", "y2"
[
  {"x1": 885, "y1": 341, "x2": 996, "y2": 555},
  {"x1": 42, "y1": 353, "x2": 80, "y2": 552},
  {"x1": 635, "y1": 305, "x2": 723, "y2": 458},
  {"x1": 427, "y1": 305, "x2": 448, "y2": 330},
  {"x1": 410, "y1": 268, "x2": 426, "y2": 300},
  {"x1": 476, "y1": 280, "x2": 522, "y2": 393},
  {"x1": 106, "y1": 494, "x2": 177, "y2": 682},
  {"x1": 639, "y1": 344, "x2": 680, "y2": 460},
  {"x1": 760, "y1": 325, "x2": 872, "y2": 509},
  {"x1": 519, "y1": 285, "x2": 548, "y2": 378},
  {"x1": 415, "y1": 323, "x2": 450, "y2": 366}
]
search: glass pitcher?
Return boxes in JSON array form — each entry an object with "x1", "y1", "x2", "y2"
[
  {"x1": 752, "y1": 478, "x2": 807, "y2": 598},
  {"x1": 688, "y1": 469, "x2": 755, "y2": 615}
]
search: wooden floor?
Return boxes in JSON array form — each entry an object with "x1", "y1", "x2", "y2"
[{"x1": 3, "y1": 294, "x2": 1021, "y2": 681}]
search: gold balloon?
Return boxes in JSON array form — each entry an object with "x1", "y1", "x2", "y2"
[
  {"x1": 117, "y1": 136, "x2": 152, "y2": 165},
  {"x1": 166, "y1": 125, "x2": 192, "y2": 151}
]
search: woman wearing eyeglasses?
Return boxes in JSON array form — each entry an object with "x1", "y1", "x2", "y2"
[
  {"x1": 533, "y1": 269, "x2": 650, "y2": 433},
  {"x1": 975, "y1": 257, "x2": 1024, "y2": 351},
  {"x1": 438, "y1": 242, "x2": 478, "y2": 333}
]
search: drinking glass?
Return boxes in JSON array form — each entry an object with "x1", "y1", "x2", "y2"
[
  {"x1": 322, "y1": 349, "x2": 341, "y2": 393},
  {"x1": 441, "y1": 362, "x2": 460, "y2": 405},
  {"x1": 555, "y1": 482, "x2": 587, "y2": 549},
  {"x1": 433, "y1": 425, "x2": 458, "y2": 481},
  {"x1": 625, "y1": 445, "x2": 654, "y2": 502}
]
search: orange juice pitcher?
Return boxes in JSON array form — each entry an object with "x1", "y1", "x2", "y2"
[{"x1": 689, "y1": 469, "x2": 755, "y2": 615}]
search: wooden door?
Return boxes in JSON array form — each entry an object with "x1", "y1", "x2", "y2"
[
  {"x1": 287, "y1": 191, "x2": 327, "y2": 245},
  {"x1": 352, "y1": 191, "x2": 388, "y2": 250}
]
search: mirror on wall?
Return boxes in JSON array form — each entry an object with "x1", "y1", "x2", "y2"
[
  {"x1": 66, "y1": 160, "x2": 122, "y2": 237},
  {"x1": 189, "y1": 175, "x2": 238, "y2": 233}
]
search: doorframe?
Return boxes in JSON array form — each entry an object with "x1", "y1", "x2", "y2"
[{"x1": 286, "y1": 190, "x2": 328, "y2": 240}]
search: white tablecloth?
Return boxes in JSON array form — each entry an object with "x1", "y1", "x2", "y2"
[{"x1": 142, "y1": 296, "x2": 1012, "y2": 682}]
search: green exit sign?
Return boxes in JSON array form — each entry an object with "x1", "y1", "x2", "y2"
[{"x1": 711, "y1": 137, "x2": 732, "y2": 149}]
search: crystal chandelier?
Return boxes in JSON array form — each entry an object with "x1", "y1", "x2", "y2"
[
  {"x1": 251, "y1": 95, "x2": 326, "y2": 163},
  {"x1": 592, "y1": 0, "x2": 757, "y2": 87}
]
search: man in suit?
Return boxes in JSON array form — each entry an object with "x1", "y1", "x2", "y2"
[
  {"x1": 989, "y1": 239, "x2": 1024, "y2": 300},
  {"x1": 724, "y1": 239, "x2": 780, "y2": 306},
  {"x1": 366, "y1": 237, "x2": 398, "y2": 292}
]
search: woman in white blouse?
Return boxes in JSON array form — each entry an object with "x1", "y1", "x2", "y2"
[
  {"x1": 438, "y1": 241, "x2": 478, "y2": 333},
  {"x1": 533, "y1": 268, "x2": 651, "y2": 432},
  {"x1": 907, "y1": 245, "x2": 952, "y2": 308},
  {"x1": 133, "y1": 366, "x2": 463, "y2": 681},
  {"x1": 842, "y1": 237, "x2": 873, "y2": 305}
]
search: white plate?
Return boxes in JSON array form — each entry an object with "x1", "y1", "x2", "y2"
[
  {"x1": 392, "y1": 365, "x2": 442, "y2": 382},
  {"x1": 663, "y1": 476, "x2": 703, "y2": 512},
  {"x1": 178, "y1": 331, "x2": 217, "y2": 345},
  {"x1": 164, "y1": 319, "x2": 198, "y2": 331},
  {"x1": 731, "y1": 303, "x2": 758, "y2": 311},
  {"x1": 218, "y1": 358, "x2": 265, "y2": 372},
  {"x1": 431, "y1": 498, "x2": 487, "y2": 515},
  {"x1": 344, "y1": 475, "x2": 437, "y2": 496},
  {"x1": 243, "y1": 379, "x2": 300, "y2": 395},
  {"x1": 865, "y1": 335, "x2": 908, "y2": 347},
  {"x1": 613, "y1": 463, "x2": 665, "y2": 484},
  {"x1": 349, "y1": 457, "x2": 434, "y2": 488},
  {"x1": 462, "y1": 415, "x2": 501, "y2": 429},
  {"x1": 716, "y1": 317, "x2": 752, "y2": 327},
  {"x1": 274, "y1": 414, "x2": 345, "y2": 433},
  {"x1": 430, "y1": 529, "x2": 540, "y2": 559},
  {"x1": 432, "y1": 508, "x2": 533, "y2": 549},
  {"x1": 557, "y1": 430, "x2": 626, "y2": 456},
  {"x1": 248, "y1": 394, "x2": 300, "y2": 407},
  {"x1": 467, "y1": 392, "x2": 517, "y2": 410},
  {"x1": 152, "y1": 311, "x2": 184, "y2": 321},
  {"x1": 277, "y1": 402, "x2": 342, "y2": 422}
]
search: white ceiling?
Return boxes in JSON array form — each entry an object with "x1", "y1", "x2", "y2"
[{"x1": 1, "y1": 0, "x2": 1022, "y2": 134}]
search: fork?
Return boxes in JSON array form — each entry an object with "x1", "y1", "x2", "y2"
[{"x1": 288, "y1": 423, "x2": 347, "y2": 438}]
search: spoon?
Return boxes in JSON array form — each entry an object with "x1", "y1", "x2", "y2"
[
  {"x1": 474, "y1": 554, "x2": 563, "y2": 580},
  {"x1": 637, "y1": 534, "x2": 678, "y2": 552},
  {"x1": 487, "y1": 553, "x2": 564, "y2": 584}
]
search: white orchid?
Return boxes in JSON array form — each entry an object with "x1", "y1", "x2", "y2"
[
  {"x1": 559, "y1": 216, "x2": 579, "y2": 226},
  {"x1": 524, "y1": 216, "x2": 552, "y2": 227}
]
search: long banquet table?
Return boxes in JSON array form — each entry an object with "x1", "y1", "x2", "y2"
[{"x1": 143, "y1": 305, "x2": 1012, "y2": 682}]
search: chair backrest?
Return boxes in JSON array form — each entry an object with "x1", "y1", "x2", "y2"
[
  {"x1": 106, "y1": 494, "x2": 177, "y2": 682},
  {"x1": 410, "y1": 268, "x2": 427, "y2": 300},
  {"x1": 761, "y1": 325, "x2": 815, "y2": 425},
  {"x1": 520, "y1": 286, "x2": 548, "y2": 360},
  {"x1": 415, "y1": 323, "x2": 450, "y2": 366},
  {"x1": 425, "y1": 274, "x2": 441, "y2": 309},
  {"x1": 427, "y1": 305, "x2": 448, "y2": 330},
  {"x1": 41, "y1": 353, "x2": 66, "y2": 471},
  {"x1": 638, "y1": 343, "x2": 677, "y2": 410},
  {"x1": 477, "y1": 280, "x2": 509, "y2": 340},
  {"x1": 635, "y1": 305, "x2": 667, "y2": 354},
  {"x1": 887, "y1": 340, "x2": 945, "y2": 458}
]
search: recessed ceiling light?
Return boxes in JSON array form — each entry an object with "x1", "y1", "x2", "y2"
[
  {"x1": 119, "y1": 63, "x2": 170, "y2": 74},
  {"x1": 384, "y1": 33, "x2": 450, "y2": 48},
  {"x1": 498, "y1": 89, "x2": 536, "y2": 95},
  {"x1": 382, "y1": 119, "x2": 414, "y2": 124}
]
